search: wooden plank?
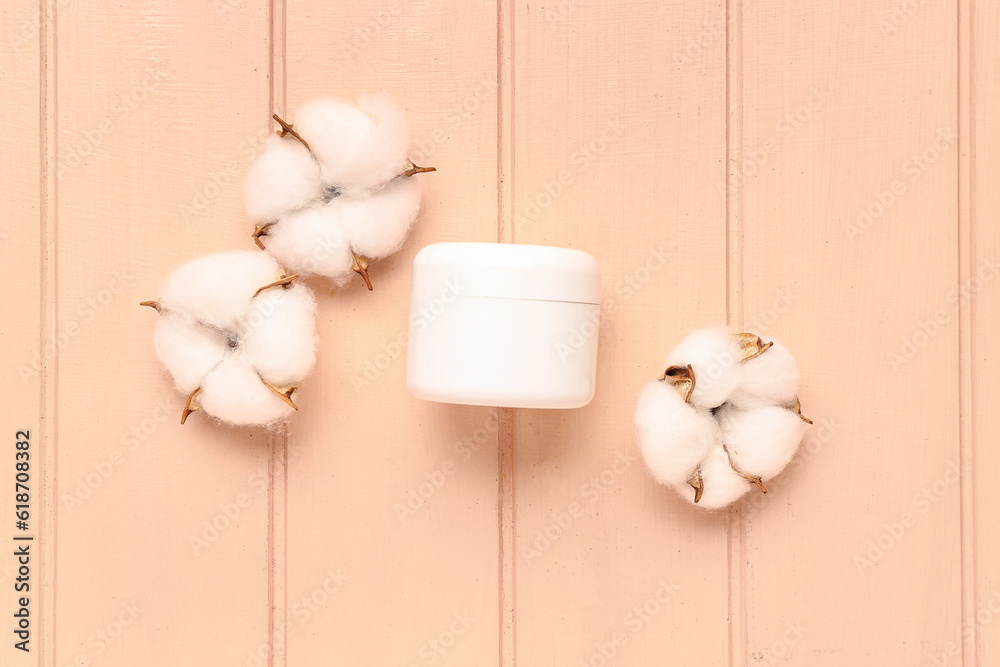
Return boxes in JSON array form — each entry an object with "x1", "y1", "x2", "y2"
[
  {"x1": 511, "y1": 2, "x2": 731, "y2": 664},
  {"x1": 283, "y1": 1, "x2": 501, "y2": 664},
  {"x1": 737, "y1": 2, "x2": 962, "y2": 664},
  {"x1": 1, "y1": 0, "x2": 44, "y2": 663},
  {"x1": 970, "y1": 0, "x2": 1000, "y2": 665},
  {"x1": 50, "y1": 1, "x2": 274, "y2": 664}
]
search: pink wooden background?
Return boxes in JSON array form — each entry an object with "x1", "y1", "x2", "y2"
[{"x1": 2, "y1": 0, "x2": 998, "y2": 664}]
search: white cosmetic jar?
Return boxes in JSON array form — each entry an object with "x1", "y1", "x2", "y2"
[{"x1": 406, "y1": 242, "x2": 602, "y2": 409}]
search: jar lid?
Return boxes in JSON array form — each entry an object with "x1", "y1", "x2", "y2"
[{"x1": 412, "y1": 242, "x2": 601, "y2": 305}]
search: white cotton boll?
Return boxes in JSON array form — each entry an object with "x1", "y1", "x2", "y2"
[
  {"x1": 263, "y1": 204, "x2": 356, "y2": 283},
  {"x1": 728, "y1": 340, "x2": 800, "y2": 409},
  {"x1": 333, "y1": 176, "x2": 422, "y2": 259},
  {"x1": 153, "y1": 312, "x2": 229, "y2": 394},
  {"x1": 719, "y1": 405, "x2": 807, "y2": 481},
  {"x1": 634, "y1": 380, "x2": 719, "y2": 486},
  {"x1": 242, "y1": 285, "x2": 318, "y2": 387},
  {"x1": 664, "y1": 327, "x2": 741, "y2": 409},
  {"x1": 198, "y1": 357, "x2": 295, "y2": 426},
  {"x1": 149, "y1": 250, "x2": 320, "y2": 426},
  {"x1": 294, "y1": 94, "x2": 411, "y2": 194},
  {"x1": 245, "y1": 136, "x2": 324, "y2": 222},
  {"x1": 160, "y1": 251, "x2": 282, "y2": 331},
  {"x1": 679, "y1": 443, "x2": 752, "y2": 509}
]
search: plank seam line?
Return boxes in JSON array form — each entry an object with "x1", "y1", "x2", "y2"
[
  {"x1": 497, "y1": 0, "x2": 516, "y2": 664},
  {"x1": 40, "y1": 0, "x2": 59, "y2": 663},
  {"x1": 725, "y1": 1, "x2": 747, "y2": 666},
  {"x1": 957, "y1": 0, "x2": 979, "y2": 664},
  {"x1": 267, "y1": 0, "x2": 288, "y2": 664}
]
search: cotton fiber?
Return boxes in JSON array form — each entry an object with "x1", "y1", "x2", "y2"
[
  {"x1": 663, "y1": 327, "x2": 741, "y2": 410},
  {"x1": 678, "y1": 443, "x2": 753, "y2": 510},
  {"x1": 332, "y1": 177, "x2": 422, "y2": 259},
  {"x1": 146, "y1": 250, "x2": 318, "y2": 427},
  {"x1": 728, "y1": 339, "x2": 800, "y2": 409},
  {"x1": 262, "y1": 203, "x2": 356, "y2": 284},
  {"x1": 294, "y1": 93, "x2": 411, "y2": 195},
  {"x1": 245, "y1": 135, "x2": 325, "y2": 223},
  {"x1": 246, "y1": 93, "x2": 432, "y2": 290},
  {"x1": 717, "y1": 404, "x2": 807, "y2": 483},
  {"x1": 635, "y1": 380, "x2": 719, "y2": 486},
  {"x1": 635, "y1": 328, "x2": 811, "y2": 510}
]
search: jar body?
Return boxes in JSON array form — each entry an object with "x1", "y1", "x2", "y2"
[{"x1": 406, "y1": 243, "x2": 601, "y2": 409}]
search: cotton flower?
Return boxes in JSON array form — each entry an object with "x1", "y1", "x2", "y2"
[
  {"x1": 142, "y1": 251, "x2": 318, "y2": 426},
  {"x1": 663, "y1": 327, "x2": 741, "y2": 410},
  {"x1": 259, "y1": 176, "x2": 422, "y2": 286},
  {"x1": 293, "y1": 93, "x2": 412, "y2": 196},
  {"x1": 635, "y1": 378, "x2": 719, "y2": 487},
  {"x1": 635, "y1": 328, "x2": 812, "y2": 509},
  {"x1": 244, "y1": 135, "x2": 324, "y2": 223},
  {"x1": 246, "y1": 93, "x2": 434, "y2": 291},
  {"x1": 717, "y1": 404, "x2": 807, "y2": 484},
  {"x1": 728, "y1": 338, "x2": 800, "y2": 409},
  {"x1": 678, "y1": 443, "x2": 752, "y2": 510}
]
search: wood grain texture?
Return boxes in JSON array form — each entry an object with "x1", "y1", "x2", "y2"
[
  {"x1": 282, "y1": 1, "x2": 501, "y2": 664},
  {"x1": 4, "y1": 1, "x2": 1000, "y2": 665},
  {"x1": 1, "y1": 0, "x2": 44, "y2": 663},
  {"x1": 971, "y1": 1, "x2": 1000, "y2": 665},
  {"x1": 511, "y1": 2, "x2": 731, "y2": 665},
  {"x1": 738, "y1": 1, "x2": 962, "y2": 664},
  {"x1": 49, "y1": 1, "x2": 275, "y2": 664}
]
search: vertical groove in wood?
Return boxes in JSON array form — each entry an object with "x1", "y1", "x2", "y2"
[
  {"x1": 970, "y1": 1, "x2": 999, "y2": 662},
  {"x1": 957, "y1": 0, "x2": 978, "y2": 665},
  {"x1": 739, "y1": 1, "x2": 960, "y2": 662},
  {"x1": 267, "y1": 431, "x2": 287, "y2": 667},
  {"x1": 40, "y1": 0, "x2": 58, "y2": 663},
  {"x1": 497, "y1": 0, "x2": 514, "y2": 247},
  {"x1": 498, "y1": 408, "x2": 516, "y2": 667},
  {"x1": 268, "y1": 0, "x2": 287, "y2": 664},
  {"x1": 725, "y1": 1, "x2": 746, "y2": 666},
  {"x1": 497, "y1": 1, "x2": 516, "y2": 664}
]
